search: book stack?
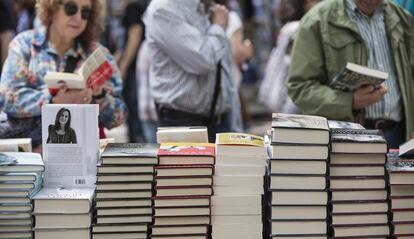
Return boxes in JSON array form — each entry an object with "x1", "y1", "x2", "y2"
[
  {"x1": 330, "y1": 126, "x2": 389, "y2": 238},
  {"x1": 93, "y1": 143, "x2": 158, "y2": 239},
  {"x1": 269, "y1": 113, "x2": 330, "y2": 238},
  {"x1": 387, "y1": 150, "x2": 414, "y2": 238},
  {"x1": 0, "y1": 138, "x2": 32, "y2": 152},
  {"x1": 32, "y1": 188, "x2": 94, "y2": 239},
  {"x1": 0, "y1": 152, "x2": 44, "y2": 239},
  {"x1": 212, "y1": 133, "x2": 266, "y2": 239},
  {"x1": 152, "y1": 143, "x2": 215, "y2": 238}
]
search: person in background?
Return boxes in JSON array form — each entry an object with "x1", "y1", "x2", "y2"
[
  {"x1": 145, "y1": 0, "x2": 240, "y2": 142},
  {"x1": 47, "y1": 107, "x2": 77, "y2": 144},
  {"x1": 14, "y1": 0, "x2": 36, "y2": 34},
  {"x1": 0, "y1": 0, "x2": 127, "y2": 151},
  {"x1": 287, "y1": 0, "x2": 414, "y2": 148},
  {"x1": 117, "y1": 0, "x2": 146, "y2": 142},
  {"x1": 393, "y1": 0, "x2": 414, "y2": 15},
  {"x1": 259, "y1": 0, "x2": 320, "y2": 114},
  {"x1": 136, "y1": 40, "x2": 158, "y2": 143},
  {"x1": 0, "y1": 0, "x2": 16, "y2": 72}
]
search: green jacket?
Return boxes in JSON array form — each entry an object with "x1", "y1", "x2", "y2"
[{"x1": 287, "y1": 0, "x2": 414, "y2": 139}]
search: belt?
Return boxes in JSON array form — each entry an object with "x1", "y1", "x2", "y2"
[
  {"x1": 157, "y1": 105, "x2": 224, "y2": 125},
  {"x1": 364, "y1": 119, "x2": 398, "y2": 130}
]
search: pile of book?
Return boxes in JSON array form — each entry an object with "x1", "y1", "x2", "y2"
[
  {"x1": 0, "y1": 152, "x2": 44, "y2": 239},
  {"x1": 387, "y1": 150, "x2": 414, "y2": 238},
  {"x1": 330, "y1": 125, "x2": 389, "y2": 238},
  {"x1": 268, "y1": 113, "x2": 330, "y2": 238},
  {"x1": 93, "y1": 143, "x2": 158, "y2": 239},
  {"x1": 32, "y1": 188, "x2": 94, "y2": 239},
  {"x1": 152, "y1": 142, "x2": 215, "y2": 238},
  {"x1": 212, "y1": 133, "x2": 266, "y2": 239}
]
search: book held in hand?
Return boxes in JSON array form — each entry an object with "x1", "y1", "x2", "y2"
[
  {"x1": 44, "y1": 47, "x2": 112, "y2": 93},
  {"x1": 330, "y1": 62, "x2": 388, "y2": 91}
]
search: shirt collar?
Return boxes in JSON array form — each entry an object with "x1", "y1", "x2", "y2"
[{"x1": 346, "y1": 0, "x2": 387, "y2": 14}]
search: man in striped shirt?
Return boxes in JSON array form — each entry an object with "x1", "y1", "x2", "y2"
[
  {"x1": 288, "y1": 0, "x2": 414, "y2": 148},
  {"x1": 144, "y1": 0, "x2": 238, "y2": 142}
]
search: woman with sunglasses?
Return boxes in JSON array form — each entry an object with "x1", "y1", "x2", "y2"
[{"x1": 0, "y1": 0, "x2": 127, "y2": 151}]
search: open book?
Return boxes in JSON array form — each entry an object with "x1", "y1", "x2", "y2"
[
  {"x1": 330, "y1": 62, "x2": 388, "y2": 91},
  {"x1": 44, "y1": 47, "x2": 112, "y2": 92}
]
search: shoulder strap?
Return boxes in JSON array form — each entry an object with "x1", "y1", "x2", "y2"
[
  {"x1": 209, "y1": 61, "x2": 221, "y2": 120},
  {"x1": 64, "y1": 56, "x2": 81, "y2": 73}
]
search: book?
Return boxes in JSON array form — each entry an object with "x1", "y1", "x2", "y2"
[
  {"x1": 391, "y1": 197, "x2": 414, "y2": 209},
  {"x1": 391, "y1": 209, "x2": 414, "y2": 222},
  {"x1": 153, "y1": 196, "x2": 210, "y2": 208},
  {"x1": 151, "y1": 225, "x2": 209, "y2": 236},
  {"x1": 332, "y1": 224, "x2": 390, "y2": 237},
  {"x1": 270, "y1": 175, "x2": 326, "y2": 190},
  {"x1": 388, "y1": 159, "x2": 414, "y2": 184},
  {"x1": 44, "y1": 47, "x2": 111, "y2": 91},
  {"x1": 42, "y1": 104, "x2": 99, "y2": 188},
  {"x1": 332, "y1": 213, "x2": 389, "y2": 225},
  {"x1": 96, "y1": 199, "x2": 151, "y2": 208},
  {"x1": 92, "y1": 223, "x2": 147, "y2": 233},
  {"x1": 390, "y1": 185, "x2": 414, "y2": 197},
  {"x1": 270, "y1": 160, "x2": 327, "y2": 175},
  {"x1": 0, "y1": 152, "x2": 44, "y2": 173},
  {"x1": 213, "y1": 175, "x2": 263, "y2": 186},
  {"x1": 154, "y1": 207, "x2": 210, "y2": 217},
  {"x1": 0, "y1": 138, "x2": 32, "y2": 152},
  {"x1": 270, "y1": 144, "x2": 329, "y2": 160},
  {"x1": 214, "y1": 164, "x2": 265, "y2": 176},
  {"x1": 34, "y1": 228, "x2": 90, "y2": 239},
  {"x1": 97, "y1": 165, "x2": 154, "y2": 174},
  {"x1": 97, "y1": 207, "x2": 152, "y2": 216},
  {"x1": 393, "y1": 221, "x2": 414, "y2": 236},
  {"x1": 96, "y1": 173, "x2": 153, "y2": 182},
  {"x1": 155, "y1": 176, "x2": 213, "y2": 187},
  {"x1": 331, "y1": 200, "x2": 389, "y2": 214},
  {"x1": 0, "y1": 218, "x2": 32, "y2": 226},
  {"x1": 92, "y1": 232, "x2": 148, "y2": 239},
  {"x1": 154, "y1": 216, "x2": 211, "y2": 226},
  {"x1": 331, "y1": 189, "x2": 388, "y2": 201},
  {"x1": 33, "y1": 187, "x2": 94, "y2": 214},
  {"x1": 155, "y1": 165, "x2": 213, "y2": 177},
  {"x1": 34, "y1": 213, "x2": 92, "y2": 228},
  {"x1": 271, "y1": 220, "x2": 327, "y2": 235},
  {"x1": 95, "y1": 190, "x2": 152, "y2": 199},
  {"x1": 331, "y1": 129, "x2": 387, "y2": 153},
  {"x1": 96, "y1": 214, "x2": 152, "y2": 224},
  {"x1": 157, "y1": 143, "x2": 215, "y2": 165},
  {"x1": 156, "y1": 126, "x2": 208, "y2": 143},
  {"x1": 329, "y1": 177, "x2": 386, "y2": 189},
  {"x1": 95, "y1": 182, "x2": 152, "y2": 191},
  {"x1": 100, "y1": 143, "x2": 158, "y2": 165},
  {"x1": 155, "y1": 186, "x2": 213, "y2": 197},
  {"x1": 271, "y1": 205, "x2": 327, "y2": 220},
  {"x1": 330, "y1": 62, "x2": 388, "y2": 91},
  {"x1": 271, "y1": 113, "x2": 330, "y2": 144},
  {"x1": 0, "y1": 172, "x2": 40, "y2": 182},
  {"x1": 399, "y1": 139, "x2": 414, "y2": 158},
  {"x1": 330, "y1": 153, "x2": 386, "y2": 165},
  {"x1": 271, "y1": 190, "x2": 328, "y2": 205},
  {"x1": 330, "y1": 165, "x2": 385, "y2": 177}
]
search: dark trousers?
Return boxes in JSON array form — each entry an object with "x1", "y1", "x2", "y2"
[
  {"x1": 157, "y1": 106, "x2": 230, "y2": 143},
  {"x1": 365, "y1": 119, "x2": 405, "y2": 149},
  {"x1": 122, "y1": 67, "x2": 142, "y2": 142}
]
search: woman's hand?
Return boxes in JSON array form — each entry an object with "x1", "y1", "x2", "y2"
[{"x1": 53, "y1": 86, "x2": 92, "y2": 104}]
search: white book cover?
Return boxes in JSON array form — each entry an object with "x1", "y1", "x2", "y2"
[{"x1": 42, "y1": 104, "x2": 99, "y2": 188}]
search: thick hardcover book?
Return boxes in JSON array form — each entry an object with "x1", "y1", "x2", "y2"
[
  {"x1": 330, "y1": 189, "x2": 388, "y2": 201},
  {"x1": 97, "y1": 207, "x2": 152, "y2": 216},
  {"x1": 330, "y1": 62, "x2": 388, "y2": 91},
  {"x1": 331, "y1": 129, "x2": 387, "y2": 153},
  {"x1": 399, "y1": 139, "x2": 414, "y2": 158},
  {"x1": 156, "y1": 126, "x2": 208, "y2": 143},
  {"x1": 271, "y1": 220, "x2": 327, "y2": 235},
  {"x1": 95, "y1": 190, "x2": 152, "y2": 199},
  {"x1": 151, "y1": 225, "x2": 209, "y2": 236},
  {"x1": 391, "y1": 196, "x2": 414, "y2": 210},
  {"x1": 155, "y1": 176, "x2": 213, "y2": 187},
  {"x1": 271, "y1": 205, "x2": 327, "y2": 220},
  {"x1": 154, "y1": 216, "x2": 211, "y2": 226},
  {"x1": 270, "y1": 144, "x2": 329, "y2": 160},
  {"x1": 34, "y1": 213, "x2": 92, "y2": 229},
  {"x1": 92, "y1": 223, "x2": 147, "y2": 233},
  {"x1": 155, "y1": 185, "x2": 213, "y2": 197},
  {"x1": 93, "y1": 231, "x2": 148, "y2": 239},
  {"x1": 97, "y1": 165, "x2": 154, "y2": 174},
  {"x1": 44, "y1": 47, "x2": 111, "y2": 92},
  {"x1": 330, "y1": 165, "x2": 386, "y2": 177},
  {"x1": 101, "y1": 143, "x2": 158, "y2": 164},
  {"x1": 390, "y1": 185, "x2": 414, "y2": 197},
  {"x1": 331, "y1": 200, "x2": 389, "y2": 214},
  {"x1": 95, "y1": 198, "x2": 152, "y2": 208},
  {"x1": 34, "y1": 228, "x2": 90, "y2": 239},
  {"x1": 153, "y1": 196, "x2": 211, "y2": 208},
  {"x1": 270, "y1": 175, "x2": 327, "y2": 190},
  {"x1": 271, "y1": 113, "x2": 329, "y2": 145},
  {"x1": 154, "y1": 206, "x2": 211, "y2": 217},
  {"x1": 158, "y1": 143, "x2": 215, "y2": 165},
  {"x1": 155, "y1": 165, "x2": 214, "y2": 177},
  {"x1": 392, "y1": 221, "x2": 414, "y2": 236},
  {"x1": 387, "y1": 158, "x2": 414, "y2": 185},
  {"x1": 0, "y1": 172, "x2": 40, "y2": 182},
  {"x1": 33, "y1": 187, "x2": 94, "y2": 214},
  {"x1": 216, "y1": 132, "x2": 264, "y2": 147},
  {"x1": 330, "y1": 153, "x2": 386, "y2": 165},
  {"x1": 0, "y1": 152, "x2": 44, "y2": 173},
  {"x1": 271, "y1": 190, "x2": 328, "y2": 206},
  {"x1": 270, "y1": 160, "x2": 327, "y2": 175},
  {"x1": 331, "y1": 223, "x2": 390, "y2": 238},
  {"x1": 96, "y1": 173, "x2": 153, "y2": 182},
  {"x1": 329, "y1": 176, "x2": 386, "y2": 190},
  {"x1": 95, "y1": 181, "x2": 152, "y2": 191},
  {"x1": 96, "y1": 214, "x2": 152, "y2": 224},
  {"x1": 331, "y1": 213, "x2": 389, "y2": 225}
]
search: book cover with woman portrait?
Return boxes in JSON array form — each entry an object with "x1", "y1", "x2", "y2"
[{"x1": 42, "y1": 104, "x2": 99, "y2": 188}]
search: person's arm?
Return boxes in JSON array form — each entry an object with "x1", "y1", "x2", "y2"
[
  {"x1": 0, "y1": 33, "x2": 50, "y2": 118},
  {"x1": 287, "y1": 19, "x2": 355, "y2": 120},
  {"x1": 147, "y1": 5, "x2": 228, "y2": 75},
  {"x1": 118, "y1": 24, "x2": 143, "y2": 78},
  {"x1": 229, "y1": 29, "x2": 253, "y2": 65}
]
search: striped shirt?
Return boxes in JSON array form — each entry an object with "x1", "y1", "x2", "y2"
[
  {"x1": 346, "y1": 0, "x2": 403, "y2": 121},
  {"x1": 144, "y1": 0, "x2": 234, "y2": 116}
]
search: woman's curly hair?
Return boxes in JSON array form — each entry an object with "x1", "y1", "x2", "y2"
[{"x1": 36, "y1": 0, "x2": 103, "y2": 49}]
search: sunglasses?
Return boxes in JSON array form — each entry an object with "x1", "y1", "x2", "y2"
[{"x1": 59, "y1": 0, "x2": 93, "y2": 20}]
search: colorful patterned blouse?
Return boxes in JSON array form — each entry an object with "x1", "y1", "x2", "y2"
[{"x1": 0, "y1": 25, "x2": 127, "y2": 129}]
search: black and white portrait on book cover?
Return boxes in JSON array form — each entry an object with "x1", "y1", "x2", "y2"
[{"x1": 47, "y1": 107, "x2": 77, "y2": 144}]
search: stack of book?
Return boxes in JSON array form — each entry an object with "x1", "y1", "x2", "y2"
[
  {"x1": 93, "y1": 143, "x2": 158, "y2": 239},
  {"x1": 269, "y1": 113, "x2": 330, "y2": 238},
  {"x1": 387, "y1": 150, "x2": 414, "y2": 238},
  {"x1": 32, "y1": 188, "x2": 94, "y2": 239},
  {"x1": 0, "y1": 152, "x2": 44, "y2": 239},
  {"x1": 212, "y1": 133, "x2": 266, "y2": 239},
  {"x1": 152, "y1": 143, "x2": 215, "y2": 238},
  {"x1": 330, "y1": 126, "x2": 389, "y2": 238},
  {"x1": 0, "y1": 138, "x2": 32, "y2": 152}
]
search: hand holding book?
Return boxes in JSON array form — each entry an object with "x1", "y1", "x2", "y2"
[{"x1": 352, "y1": 84, "x2": 387, "y2": 110}]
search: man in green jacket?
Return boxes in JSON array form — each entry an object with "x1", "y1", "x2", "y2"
[{"x1": 288, "y1": 0, "x2": 414, "y2": 148}]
